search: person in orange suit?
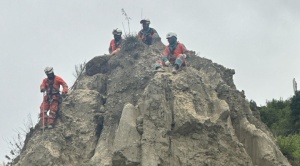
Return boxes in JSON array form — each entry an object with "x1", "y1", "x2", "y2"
[
  {"x1": 109, "y1": 29, "x2": 123, "y2": 55},
  {"x1": 40, "y1": 66, "x2": 68, "y2": 129},
  {"x1": 157, "y1": 32, "x2": 188, "y2": 74},
  {"x1": 138, "y1": 18, "x2": 160, "y2": 45}
]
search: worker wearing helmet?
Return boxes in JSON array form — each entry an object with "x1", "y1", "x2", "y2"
[
  {"x1": 109, "y1": 29, "x2": 123, "y2": 55},
  {"x1": 40, "y1": 67, "x2": 68, "y2": 129},
  {"x1": 138, "y1": 18, "x2": 160, "y2": 45},
  {"x1": 161, "y1": 32, "x2": 188, "y2": 74}
]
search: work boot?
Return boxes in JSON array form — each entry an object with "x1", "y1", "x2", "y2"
[
  {"x1": 172, "y1": 64, "x2": 179, "y2": 74},
  {"x1": 172, "y1": 67, "x2": 178, "y2": 74},
  {"x1": 155, "y1": 68, "x2": 165, "y2": 72},
  {"x1": 48, "y1": 125, "x2": 53, "y2": 129}
]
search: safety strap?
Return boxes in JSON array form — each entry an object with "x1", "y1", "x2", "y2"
[
  {"x1": 48, "y1": 79, "x2": 54, "y2": 96},
  {"x1": 114, "y1": 39, "x2": 122, "y2": 48},
  {"x1": 141, "y1": 28, "x2": 153, "y2": 36},
  {"x1": 141, "y1": 28, "x2": 154, "y2": 45},
  {"x1": 168, "y1": 42, "x2": 178, "y2": 55},
  {"x1": 47, "y1": 77, "x2": 62, "y2": 103}
]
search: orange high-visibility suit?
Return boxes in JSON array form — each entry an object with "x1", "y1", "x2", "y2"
[
  {"x1": 109, "y1": 39, "x2": 122, "y2": 55},
  {"x1": 162, "y1": 42, "x2": 188, "y2": 67},
  {"x1": 40, "y1": 76, "x2": 68, "y2": 126}
]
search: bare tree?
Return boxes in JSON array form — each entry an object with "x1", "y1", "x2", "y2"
[
  {"x1": 73, "y1": 61, "x2": 86, "y2": 79},
  {"x1": 70, "y1": 61, "x2": 86, "y2": 90},
  {"x1": 4, "y1": 113, "x2": 35, "y2": 166}
]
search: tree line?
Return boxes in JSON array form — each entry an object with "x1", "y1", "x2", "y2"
[{"x1": 250, "y1": 91, "x2": 300, "y2": 165}]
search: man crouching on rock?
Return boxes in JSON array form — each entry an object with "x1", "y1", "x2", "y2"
[{"x1": 155, "y1": 32, "x2": 188, "y2": 74}]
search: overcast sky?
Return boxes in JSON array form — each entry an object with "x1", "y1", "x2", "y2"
[{"x1": 1, "y1": 0, "x2": 300, "y2": 162}]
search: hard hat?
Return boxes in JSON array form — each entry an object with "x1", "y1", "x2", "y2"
[
  {"x1": 112, "y1": 29, "x2": 122, "y2": 35},
  {"x1": 140, "y1": 18, "x2": 150, "y2": 24},
  {"x1": 166, "y1": 32, "x2": 177, "y2": 39},
  {"x1": 44, "y1": 66, "x2": 54, "y2": 74}
]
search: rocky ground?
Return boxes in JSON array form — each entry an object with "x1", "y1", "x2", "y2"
[{"x1": 14, "y1": 37, "x2": 290, "y2": 166}]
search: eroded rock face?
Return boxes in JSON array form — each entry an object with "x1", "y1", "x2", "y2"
[{"x1": 14, "y1": 38, "x2": 290, "y2": 166}]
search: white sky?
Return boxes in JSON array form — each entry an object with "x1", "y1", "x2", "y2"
[{"x1": 1, "y1": 0, "x2": 300, "y2": 162}]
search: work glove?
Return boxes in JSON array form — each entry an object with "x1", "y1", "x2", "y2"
[
  {"x1": 180, "y1": 54, "x2": 187, "y2": 59},
  {"x1": 165, "y1": 61, "x2": 170, "y2": 66},
  {"x1": 145, "y1": 34, "x2": 152, "y2": 40},
  {"x1": 111, "y1": 48, "x2": 121, "y2": 55}
]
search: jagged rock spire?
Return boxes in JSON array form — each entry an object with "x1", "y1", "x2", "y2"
[{"x1": 14, "y1": 37, "x2": 290, "y2": 166}]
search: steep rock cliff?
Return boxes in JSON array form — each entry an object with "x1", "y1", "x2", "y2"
[{"x1": 14, "y1": 38, "x2": 290, "y2": 166}]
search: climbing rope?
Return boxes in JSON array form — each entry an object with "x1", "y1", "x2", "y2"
[{"x1": 42, "y1": 92, "x2": 46, "y2": 139}]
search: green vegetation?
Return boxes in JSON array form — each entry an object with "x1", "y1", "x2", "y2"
[
  {"x1": 259, "y1": 99, "x2": 292, "y2": 136},
  {"x1": 291, "y1": 92, "x2": 300, "y2": 133},
  {"x1": 277, "y1": 134, "x2": 300, "y2": 165},
  {"x1": 254, "y1": 92, "x2": 300, "y2": 165}
]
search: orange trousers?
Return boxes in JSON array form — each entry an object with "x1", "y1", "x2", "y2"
[{"x1": 39, "y1": 95, "x2": 61, "y2": 126}]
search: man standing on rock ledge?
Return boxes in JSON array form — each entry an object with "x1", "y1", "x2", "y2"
[
  {"x1": 40, "y1": 66, "x2": 68, "y2": 129},
  {"x1": 109, "y1": 28, "x2": 123, "y2": 55},
  {"x1": 155, "y1": 32, "x2": 188, "y2": 74},
  {"x1": 138, "y1": 18, "x2": 160, "y2": 45}
]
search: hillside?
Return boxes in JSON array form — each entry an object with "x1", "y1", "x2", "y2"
[{"x1": 13, "y1": 37, "x2": 290, "y2": 166}]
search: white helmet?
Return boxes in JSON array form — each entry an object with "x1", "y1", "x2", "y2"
[
  {"x1": 166, "y1": 32, "x2": 177, "y2": 39},
  {"x1": 44, "y1": 66, "x2": 54, "y2": 74},
  {"x1": 140, "y1": 18, "x2": 150, "y2": 24},
  {"x1": 112, "y1": 29, "x2": 122, "y2": 35}
]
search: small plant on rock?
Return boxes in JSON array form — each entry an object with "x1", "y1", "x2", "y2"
[{"x1": 121, "y1": 8, "x2": 131, "y2": 37}]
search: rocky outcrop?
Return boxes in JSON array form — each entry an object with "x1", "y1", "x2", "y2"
[{"x1": 14, "y1": 38, "x2": 290, "y2": 166}]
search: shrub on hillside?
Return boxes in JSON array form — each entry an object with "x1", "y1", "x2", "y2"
[
  {"x1": 259, "y1": 99, "x2": 292, "y2": 135},
  {"x1": 277, "y1": 134, "x2": 300, "y2": 165},
  {"x1": 121, "y1": 35, "x2": 145, "y2": 52}
]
